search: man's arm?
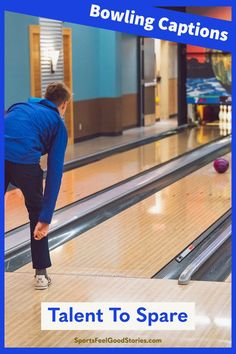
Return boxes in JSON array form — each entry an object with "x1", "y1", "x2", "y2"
[{"x1": 35, "y1": 121, "x2": 68, "y2": 238}]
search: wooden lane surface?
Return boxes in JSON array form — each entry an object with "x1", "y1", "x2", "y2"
[
  {"x1": 5, "y1": 273, "x2": 231, "y2": 348},
  {"x1": 5, "y1": 126, "x2": 221, "y2": 232},
  {"x1": 41, "y1": 119, "x2": 179, "y2": 166},
  {"x1": 16, "y1": 154, "x2": 231, "y2": 278}
]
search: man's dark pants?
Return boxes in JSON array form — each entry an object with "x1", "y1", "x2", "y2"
[{"x1": 5, "y1": 160, "x2": 51, "y2": 269}]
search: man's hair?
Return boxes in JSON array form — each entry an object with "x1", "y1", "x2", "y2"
[{"x1": 44, "y1": 82, "x2": 71, "y2": 107}]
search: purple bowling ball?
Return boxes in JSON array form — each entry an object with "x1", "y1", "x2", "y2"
[{"x1": 213, "y1": 158, "x2": 229, "y2": 174}]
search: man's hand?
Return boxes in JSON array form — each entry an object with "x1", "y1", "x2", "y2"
[{"x1": 34, "y1": 222, "x2": 49, "y2": 240}]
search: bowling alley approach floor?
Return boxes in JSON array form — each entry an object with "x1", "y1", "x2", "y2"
[
  {"x1": 5, "y1": 153, "x2": 231, "y2": 348},
  {"x1": 15, "y1": 153, "x2": 231, "y2": 278},
  {"x1": 5, "y1": 273, "x2": 231, "y2": 348},
  {"x1": 5, "y1": 126, "x2": 222, "y2": 231}
]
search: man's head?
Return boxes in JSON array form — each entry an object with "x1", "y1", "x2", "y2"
[{"x1": 44, "y1": 82, "x2": 71, "y2": 117}]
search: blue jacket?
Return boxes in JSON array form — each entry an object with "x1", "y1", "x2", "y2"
[{"x1": 5, "y1": 99, "x2": 68, "y2": 224}]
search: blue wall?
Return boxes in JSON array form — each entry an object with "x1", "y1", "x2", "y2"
[
  {"x1": 4, "y1": 12, "x2": 38, "y2": 109},
  {"x1": 98, "y1": 30, "x2": 121, "y2": 98},
  {"x1": 64, "y1": 24, "x2": 138, "y2": 100},
  {"x1": 121, "y1": 34, "x2": 138, "y2": 95},
  {"x1": 5, "y1": 13, "x2": 138, "y2": 109},
  {"x1": 64, "y1": 22, "x2": 100, "y2": 101},
  {"x1": 64, "y1": 23, "x2": 138, "y2": 100}
]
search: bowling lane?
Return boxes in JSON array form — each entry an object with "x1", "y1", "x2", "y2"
[
  {"x1": 41, "y1": 119, "x2": 179, "y2": 167},
  {"x1": 5, "y1": 126, "x2": 220, "y2": 232},
  {"x1": 5, "y1": 273, "x2": 231, "y2": 348},
  {"x1": 16, "y1": 153, "x2": 231, "y2": 278}
]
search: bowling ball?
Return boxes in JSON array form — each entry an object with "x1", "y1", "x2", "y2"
[{"x1": 213, "y1": 158, "x2": 229, "y2": 173}]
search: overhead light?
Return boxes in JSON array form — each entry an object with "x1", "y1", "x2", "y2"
[{"x1": 49, "y1": 50, "x2": 60, "y2": 73}]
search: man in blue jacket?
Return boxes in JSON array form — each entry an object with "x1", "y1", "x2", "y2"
[{"x1": 5, "y1": 82, "x2": 70, "y2": 290}]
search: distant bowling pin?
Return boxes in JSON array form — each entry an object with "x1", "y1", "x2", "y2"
[
  {"x1": 219, "y1": 105, "x2": 223, "y2": 123},
  {"x1": 226, "y1": 105, "x2": 231, "y2": 134},
  {"x1": 227, "y1": 122, "x2": 231, "y2": 135},
  {"x1": 219, "y1": 105, "x2": 223, "y2": 136},
  {"x1": 223, "y1": 105, "x2": 228, "y2": 124},
  {"x1": 227, "y1": 105, "x2": 232, "y2": 124},
  {"x1": 222, "y1": 120, "x2": 227, "y2": 136}
]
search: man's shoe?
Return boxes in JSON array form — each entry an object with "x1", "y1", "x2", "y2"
[{"x1": 34, "y1": 275, "x2": 51, "y2": 290}]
